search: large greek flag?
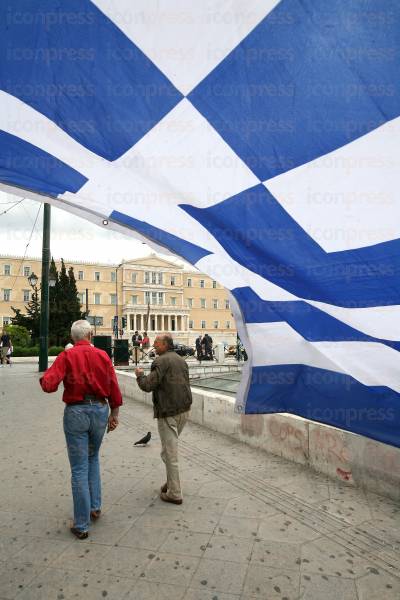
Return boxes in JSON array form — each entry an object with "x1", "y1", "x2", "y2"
[{"x1": 1, "y1": 1, "x2": 400, "y2": 446}]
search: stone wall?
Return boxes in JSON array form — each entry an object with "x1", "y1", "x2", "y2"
[{"x1": 117, "y1": 371, "x2": 400, "y2": 502}]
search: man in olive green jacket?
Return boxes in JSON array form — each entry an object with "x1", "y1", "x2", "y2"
[{"x1": 135, "y1": 334, "x2": 192, "y2": 504}]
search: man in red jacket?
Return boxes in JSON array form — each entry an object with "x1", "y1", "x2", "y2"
[{"x1": 40, "y1": 320, "x2": 122, "y2": 539}]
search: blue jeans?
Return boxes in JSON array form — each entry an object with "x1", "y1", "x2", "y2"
[{"x1": 63, "y1": 403, "x2": 109, "y2": 532}]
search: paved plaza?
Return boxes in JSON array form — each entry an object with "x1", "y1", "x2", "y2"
[{"x1": 0, "y1": 364, "x2": 399, "y2": 600}]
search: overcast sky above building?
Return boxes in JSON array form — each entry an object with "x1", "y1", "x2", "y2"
[{"x1": 0, "y1": 190, "x2": 194, "y2": 269}]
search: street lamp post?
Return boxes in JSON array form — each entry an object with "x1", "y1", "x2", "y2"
[
  {"x1": 38, "y1": 203, "x2": 51, "y2": 372},
  {"x1": 29, "y1": 203, "x2": 56, "y2": 372},
  {"x1": 28, "y1": 267, "x2": 56, "y2": 370}
]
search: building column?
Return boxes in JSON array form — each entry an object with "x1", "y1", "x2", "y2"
[{"x1": 177, "y1": 315, "x2": 181, "y2": 331}]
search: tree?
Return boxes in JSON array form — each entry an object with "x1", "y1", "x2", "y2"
[
  {"x1": 48, "y1": 258, "x2": 59, "y2": 346},
  {"x1": 50, "y1": 259, "x2": 84, "y2": 345},
  {"x1": 68, "y1": 266, "x2": 83, "y2": 319},
  {"x1": 11, "y1": 259, "x2": 85, "y2": 347},
  {"x1": 4, "y1": 324, "x2": 31, "y2": 347}
]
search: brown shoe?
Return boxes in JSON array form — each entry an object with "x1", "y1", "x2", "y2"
[
  {"x1": 90, "y1": 510, "x2": 101, "y2": 521},
  {"x1": 160, "y1": 482, "x2": 167, "y2": 494},
  {"x1": 70, "y1": 527, "x2": 89, "y2": 540},
  {"x1": 160, "y1": 492, "x2": 182, "y2": 505}
]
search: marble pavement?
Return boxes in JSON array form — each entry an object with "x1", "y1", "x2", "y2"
[{"x1": 0, "y1": 364, "x2": 399, "y2": 599}]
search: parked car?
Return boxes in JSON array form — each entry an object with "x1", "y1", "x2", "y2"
[
  {"x1": 147, "y1": 343, "x2": 195, "y2": 359},
  {"x1": 173, "y1": 343, "x2": 195, "y2": 357}
]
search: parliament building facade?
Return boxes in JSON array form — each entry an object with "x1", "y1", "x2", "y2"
[{"x1": 0, "y1": 253, "x2": 237, "y2": 346}]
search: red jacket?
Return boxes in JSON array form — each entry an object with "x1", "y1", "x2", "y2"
[{"x1": 40, "y1": 340, "x2": 123, "y2": 409}]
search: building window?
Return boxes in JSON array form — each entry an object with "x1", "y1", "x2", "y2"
[
  {"x1": 131, "y1": 295, "x2": 137, "y2": 305},
  {"x1": 110, "y1": 293, "x2": 117, "y2": 305},
  {"x1": 3, "y1": 289, "x2": 11, "y2": 302},
  {"x1": 23, "y1": 266, "x2": 31, "y2": 277},
  {"x1": 213, "y1": 320, "x2": 219, "y2": 329},
  {"x1": 225, "y1": 299, "x2": 230, "y2": 309},
  {"x1": 78, "y1": 270, "x2": 84, "y2": 280},
  {"x1": 4, "y1": 265, "x2": 11, "y2": 276},
  {"x1": 78, "y1": 292, "x2": 85, "y2": 304},
  {"x1": 226, "y1": 321, "x2": 231, "y2": 329},
  {"x1": 171, "y1": 297, "x2": 176, "y2": 306},
  {"x1": 146, "y1": 271, "x2": 163, "y2": 285},
  {"x1": 3, "y1": 316, "x2": 11, "y2": 325},
  {"x1": 200, "y1": 279, "x2": 205, "y2": 288},
  {"x1": 170, "y1": 275, "x2": 176, "y2": 286},
  {"x1": 189, "y1": 320, "x2": 193, "y2": 329},
  {"x1": 201, "y1": 320, "x2": 206, "y2": 329},
  {"x1": 111, "y1": 271, "x2": 116, "y2": 283},
  {"x1": 187, "y1": 298, "x2": 193, "y2": 308},
  {"x1": 213, "y1": 299, "x2": 218, "y2": 309},
  {"x1": 94, "y1": 293, "x2": 101, "y2": 305},
  {"x1": 131, "y1": 272, "x2": 137, "y2": 283},
  {"x1": 212, "y1": 280, "x2": 217, "y2": 288},
  {"x1": 187, "y1": 278, "x2": 192, "y2": 287},
  {"x1": 23, "y1": 290, "x2": 30, "y2": 302},
  {"x1": 145, "y1": 291, "x2": 164, "y2": 305},
  {"x1": 200, "y1": 298, "x2": 206, "y2": 309},
  {"x1": 94, "y1": 271, "x2": 100, "y2": 281}
]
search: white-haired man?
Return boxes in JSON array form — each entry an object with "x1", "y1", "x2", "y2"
[{"x1": 40, "y1": 320, "x2": 122, "y2": 539}]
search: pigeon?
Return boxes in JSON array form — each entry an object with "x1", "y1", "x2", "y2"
[{"x1": 134, "y1": 431, "x2": 151, "y2": 446}]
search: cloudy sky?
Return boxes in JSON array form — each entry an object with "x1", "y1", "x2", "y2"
[{"x1": 0, "y1": 190, "x2": 192, "y2": 268}]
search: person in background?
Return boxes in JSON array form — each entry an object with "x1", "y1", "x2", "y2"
[
  {"x1": 131, "y1": 331, "x2": 142, "y2": 347},
  {"x1": 5, "y1": 343, "x2": 13, "y2": 366},
  {"x1": 195, "y1": 334, "x2": 203, "y2": 361},
  {"x1": 0, "y1": 329, "x2": 12, "y2": 366},
  {"x1": 135, "y1": 334, "x2": 192, "y2": 505},
  {"x1": 40, "y1": 320, "x2": 122, "y2": 540},
  {"x1": 141, "y1": 331, "x2": 150, "y2": 352},
  {"x1": 131, "y1": 330, "x2": 142, "y2": 364},
  {"x1": 203, "y1": 333, "x2": 213, "y2": 360}
]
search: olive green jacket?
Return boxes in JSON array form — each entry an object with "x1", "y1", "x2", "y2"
[{"x1": 136, "y1": 350, "x2": 192, "y2": 418}]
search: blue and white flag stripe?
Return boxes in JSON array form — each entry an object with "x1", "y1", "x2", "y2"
[{"x1": 1, "y1": 0, "x2": 400, "y2": 446}]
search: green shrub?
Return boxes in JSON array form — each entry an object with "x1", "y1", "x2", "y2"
[
  {"x1": 4, "y1": 325, "x2": 31, "y2": 347},
  {"x1": 48, "y1": 346, "x2": 64, "y2": 356},
  {"x1": 10, "y1": 346, "x2": 64, "y2": 357},
  {"x1": 12, "y1": 346, "x2": 39, "y2": 357}
]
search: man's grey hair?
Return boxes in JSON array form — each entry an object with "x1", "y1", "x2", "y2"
[
  {"x1": 158, "y1": 333, "x2": 174, "y2": 350},
  {"x1": 71, "y1": 319, "x2": 92, "y2": 341}
]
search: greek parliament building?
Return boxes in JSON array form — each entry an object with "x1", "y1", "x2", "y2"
[{"x1": 0, "y1": 254, "x2": 237, "y2": 345}]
